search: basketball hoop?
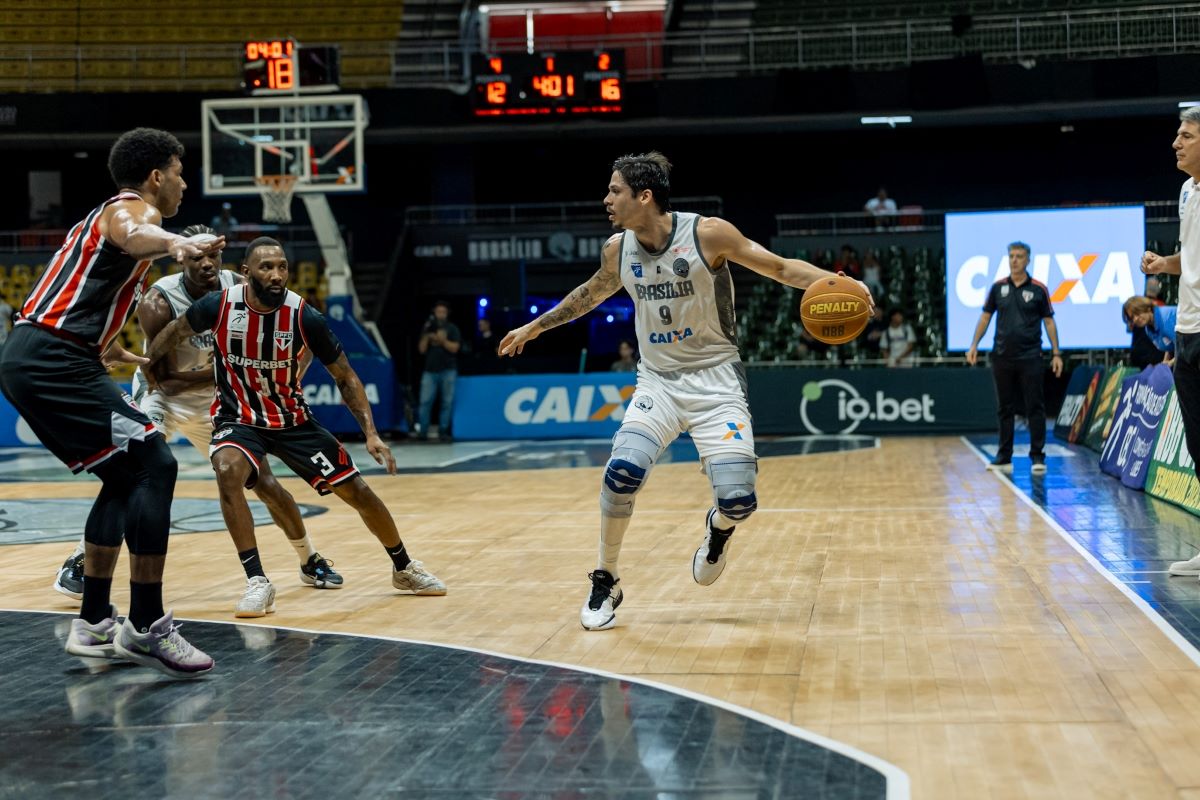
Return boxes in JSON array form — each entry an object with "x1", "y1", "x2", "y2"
[{"x1": 255, "y1": 174, "x2": 298, "y2": 223}]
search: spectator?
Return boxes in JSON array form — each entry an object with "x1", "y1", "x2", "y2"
[
  {"x1": 833, "y1": 245, "x2": 861, "y2": 280},
  {"x1": 1130, "y1": 277, "x2": 1168, "y2": 367},
  {"x1": 880, "y1": 308, "x2": 917, "y2": 367},
  {"x1": 210, "y1": 202, "x2": 238, "y2": 237},
  {"x1": 863, "y1": 187, "x2": 897, "y2": 226},
  {"x1": 966, "y1": 241, "x2": 1063, "y2": 475},
  {"x1": 611, "y1": 339, "x2": 638, "y2": 372},
  {"x1": 416, "y1": 300, "x2": 461, "y2": 441},
  {"x1": 1124, "y1": 295, "x2": 1176, "y2": 365},
  {"x1": 861, "y1": 250, "x2": 885, "y2": 300},
  {"x1": 862, "y1": 305, "x2": 888, "y2": 356}
]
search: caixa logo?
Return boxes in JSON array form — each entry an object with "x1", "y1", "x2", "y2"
[
  {"x1": 303, "y1": 384, "x2": 381, "y2": 406},
  {"x1": 955, "y1": 252, "x2": 1136, "y2": 307},
  {"x1": 504, "y1": 384, "x2": 635, "y2": 425},
  {"x1": 798, "y1": 379, "x2": 935, "y2": 434}
]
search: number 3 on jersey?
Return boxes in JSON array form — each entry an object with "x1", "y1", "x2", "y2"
[{"x1": 310, "y1": 451, "x2": 335, "y2": 476}]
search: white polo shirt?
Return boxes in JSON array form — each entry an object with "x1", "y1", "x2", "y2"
[{"x1": 1175, "y1": 177, "x2": 1200, "y2": 332}]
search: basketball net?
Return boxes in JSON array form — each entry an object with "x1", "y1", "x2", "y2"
[{"x1": 255, "y1": 174, "x2": 298, "y2": 223}]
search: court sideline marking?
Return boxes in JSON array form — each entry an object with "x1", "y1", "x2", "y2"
[{"x1": 960, "y1": 436, "x2": 1200, "y2": 669}]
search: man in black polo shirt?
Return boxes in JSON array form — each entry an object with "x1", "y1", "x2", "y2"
[{"x1": 966, "y1": 241, "x2": 1064, "y2": 474}]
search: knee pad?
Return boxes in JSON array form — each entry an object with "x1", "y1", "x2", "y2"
[
  {"x1": 599, "y1": 426, "x2": 664, "y2": 518},
  {"x1": 706, "y1": 457, "x2": 758, "y2": 523},
  {"x1": 134, "y1": 436, "x2": 179, "y2": 490}
]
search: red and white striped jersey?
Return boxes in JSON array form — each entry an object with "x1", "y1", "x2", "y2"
[
  {"x1": 186, "y1": 284, "x2": 343, "y2": 429},
  {"x1": 18, "y1": 191, "x2": 152, "y2": 350}
]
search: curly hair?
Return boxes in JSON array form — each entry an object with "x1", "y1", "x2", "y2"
[
  {"x1": 612, "y1": 151, "x2": 672, "y2": 213},
  {"x1": 107, "y1": 128, "x2": 185, "y2": 190},
  {"x1": 181, "y1": 223, "x2": 216, "y2": 238}
]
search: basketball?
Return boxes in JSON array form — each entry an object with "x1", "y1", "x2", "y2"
[{"x1": 799, "y1": 274, "x2": 871, "y2": 345}]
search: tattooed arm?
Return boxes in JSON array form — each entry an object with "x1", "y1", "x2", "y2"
[
  {"x1": 326, "y1": 353, "x2": 395, "y2": 474},
  {"x1": 499, "y1": 234, "x2": 623, "y2": 356}
]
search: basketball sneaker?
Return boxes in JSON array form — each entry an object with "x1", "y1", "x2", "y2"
[
  {"x1": 580, "y1": 570, "x2": 622, "y2": 631},
  {"x1": 391, "y1": 561, "x2": 447, "y2": 595},
  {"x1": 1031, "y1": 457, "x2": 1047, "y2": 475},
  {"x1": 1169, "y1": 552, "x2": 1200, "y2": 576},
  {"x1": 235, "y1": 576, "x2": 276, "y2": 618},
  {"x1": 300, "y1": 553, "x2": 344, "y2": 589},
  {"x1": 113, "y1": 611, "x2": 214, "y2": 679},
  {"x1": 693, "y1": 508, "x2": 733, "y2": 586},
  {"x1": 64, "y1": 605, "x2": 121, "y2": 659},
  {"x1": 54, "y1": 552, "x2": 85, "y2": 600}
]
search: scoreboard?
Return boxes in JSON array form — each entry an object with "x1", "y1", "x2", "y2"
[{"x1": 471, "y1": 51, "x2": 625, "y2": 117}]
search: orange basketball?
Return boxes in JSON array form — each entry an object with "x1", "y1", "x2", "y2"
[{"x1": 799, "y1": 274, "x2": 872, "y2": 345}]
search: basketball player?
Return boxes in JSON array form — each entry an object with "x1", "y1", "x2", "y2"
[
  {"x1": 143, "y1": 237, "x2": 446, "y2": 614},
  {"x1": 499, "y1": 152, "x2": 873, "y2": 630},
  {"x1": 0, "y1": 127, "x2": 216, "y2": 677},
  {"x1": 52, "y1": 225, "x2": 345, "y2": 613}
]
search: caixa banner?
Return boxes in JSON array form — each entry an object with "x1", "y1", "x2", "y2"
[
  {"x1": 747, "y1": 367, "x2": 997, "y2": 435},
  {"x1": 453, "y1": 373, "x2": 637, "y2": 439}
]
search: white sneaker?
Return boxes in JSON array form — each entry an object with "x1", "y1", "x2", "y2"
[
  {"x1": 1169, "y1": 553, "x2": 1200, "y2": 576},
  {"x1": 64, "y1": 605, "x2": 121, "y2": 659},
  {"x1": 392, "y1": 560, "x2": 447, "y2": 595},
  {"x1": 580, "y1": 570, "x2": 623, "y2": 630},
  {"x1": 693, "y1": 508, "x2": 733, "y2": 586},
  {"x1": 235, "y1": 576, "x2": 276, "y2": 618}
]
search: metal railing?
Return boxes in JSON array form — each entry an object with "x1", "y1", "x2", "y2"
[
  {"x1": 403, "y1": 196, "x2": 724, "y2": 226},
  {"x1": 0, "y1": 5, "x2": 1195, "y2": 92},
  {"x1": 775, "y1": 200, "x2": 1181, "y2": 237}
]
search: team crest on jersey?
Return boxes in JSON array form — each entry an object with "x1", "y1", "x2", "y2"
[
  {"x1": 635, "y1": 396, "x2": 654, "y2": 412},
  {"x1": 1000, "y1": 285, "x2": 1010, "y2": 297},
  {"x1": 213, "y1": 428, "x2": 233, "y2": 440},
  {"x1": 630, "y1": 261, "x2": 643, "y2": 278},
  {"x1": 1022, "y1": 290, "x2": 1033, "y2": 302},
  {"x1": 672, "y1": 258, "x2": 690, "y2": 278},
  {"x1": 274, "y1": 330, "x2": 293, "y2": 352}
]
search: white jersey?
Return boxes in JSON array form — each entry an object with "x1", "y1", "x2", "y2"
[
  {"x1": 1177, "y1": 177, "x2": 1200, "y2": 334},
  {"x1": 619, "y1": 212, "x2": 740, "y2": 372},
  {"x1": 132, "y1": 269, "x2": 238, "y2": 409}
]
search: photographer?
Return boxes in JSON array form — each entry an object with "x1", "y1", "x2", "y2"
[{"x1": 416, "y1": 300, "x2": 461, "y2": 441}]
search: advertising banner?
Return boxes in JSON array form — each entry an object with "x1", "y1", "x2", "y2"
[
  {"x1": 1145, "y1": 386, "x2": 1200, "y2": 515},
  {"x1": 1068, "y1": 369, "x2": 1102, "y2": 443},
  {"x1": 452, "y1": 373, "x2": 637, "y2": 440},
  {"x1": 1099, "y1": 365, "x2": 1173, "y2": 488},
  {"x1": 747, "y1": 368, "x2": 996, "y2": 435},
  {"x1": 945, "y1": 206, "x2": 1144, "y2": 351},
  {"x1": 1083, "y1": 366, "x2": 1138, "y2": 451},
  {"x1": 1054, "y1": 366, "x2": 1103, "y2": 441}
]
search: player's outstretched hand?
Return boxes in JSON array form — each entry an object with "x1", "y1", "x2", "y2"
[
  {"x1": 499, "y1": 323, "x2": 541, "y2": 357},
  {"x1": 170, "y1": 233, "x2": 225, "y2": 264},
  {"x1": 367, "y1": 434, "x2": 397, "y2": 475},
  {"x1": 101, "y1": 340, "x2": 150, "y2": 371}
]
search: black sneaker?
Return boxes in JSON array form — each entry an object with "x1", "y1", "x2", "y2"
[
  {"x1": 1031, "y1": 456, "x2": 1047, "y2": 475},
  {"x1": 580, "y1": 570, "x2": 623, "y2": 630},
  {"x1": 54, "y1": 553, "x2": 84, "y2": 600},
  {"x1": 299, "y1": 553, "x2": 344, "y2": 589},
  {"x1": 986, "y1": 458, "x2": 1013, "y2": 474}
]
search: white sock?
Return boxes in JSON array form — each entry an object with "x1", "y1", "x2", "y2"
[
  {"x1": 597, "y1": 514, "x2": 631, "y2": 580},
  {"x1": 73, "y1": 536, "x2": 86, "y2": 558},
  {"x1": 289, "y1": 535, "x2": 316, "y2": 564},
  {"x1": 713, "y1": 511, "x2": 738, "y2": 532}
]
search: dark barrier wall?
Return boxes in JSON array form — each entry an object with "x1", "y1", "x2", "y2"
[{"x1": 747, "y1": 367, "x2": 998, "y2": 435}]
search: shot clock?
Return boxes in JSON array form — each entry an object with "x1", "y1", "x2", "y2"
[
  {"x1": 242, "y1": 40, "x2": 341, "y2": 95},
  {"x1": 471, "y1": 51, "x2": 625, "y2": 117}
]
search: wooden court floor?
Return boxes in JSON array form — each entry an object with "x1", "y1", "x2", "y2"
[{"x1": 5, "y1": 435, "x2": 1200, "y2": 799}]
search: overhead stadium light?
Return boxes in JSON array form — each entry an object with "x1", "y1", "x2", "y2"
[
  {"x1": 1179, "y1": 101, "x2": 1200, "y2": 109},
  {"x1": 860, "y1": 116, "x2": 913, "y2": 128}
]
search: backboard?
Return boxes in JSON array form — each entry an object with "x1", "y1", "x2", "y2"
[{"x1": 201, "y1": 94, "x2": 368, "y2": 197}]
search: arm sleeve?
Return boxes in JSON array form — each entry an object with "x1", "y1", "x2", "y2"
[
  {"x1": 184, "y1": 291, "x2": 222, "y2": 332},
  {"x1": 982, "y1": 284, "x2": 997, "y2": 313},
  {"x1": 299, "y1": 304, "x2": 344, "y2": 365}
]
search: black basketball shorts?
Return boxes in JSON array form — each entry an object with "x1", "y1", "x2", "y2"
[
  {"x1": 0, "y1": 323, "x2": 158, "y2": 473},
  {"x1": 209, "y1": 419, "x2": 359, "y2": 495}
]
